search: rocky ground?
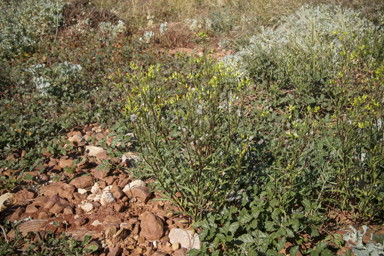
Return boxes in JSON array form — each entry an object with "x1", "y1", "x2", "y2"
[{"x1": 0, "y1": 124, "x2": 201, "y2": 255}]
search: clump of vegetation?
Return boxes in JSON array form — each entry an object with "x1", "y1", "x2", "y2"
[{"x1": 1, "y1": 0, "x2": 384, "y2": 254}]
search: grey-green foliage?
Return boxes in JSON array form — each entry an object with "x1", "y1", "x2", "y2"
[
  {"x1": 27, "y1": 61, "x2": 82, "y2": 96},
  {"x1": 343, "y1": 226, "x2": 384, "y2": 256},
  {"x1": 0, "y1": 0, "x2": 65, "y2": 58},
  {"x1": 222, "y1": 4, "x2": 381, "y2": 80}
]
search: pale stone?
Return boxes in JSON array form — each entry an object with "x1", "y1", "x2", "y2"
[
  {"x1": 78, "y1": 188, "x2": 87, "y2": 195},
  {"x1": 122, "y1": 180, "x2": 146, "y2": 193},
  {"x1": 85, "y1": 146, "x2": 106, "y2": 156},
  {"x1": 91, "y1": 220, "x2": 103, "y2": 226},
  {"x1": 80, "y1": 203, "x2": 93, "y2": 213},
  {"x1": 91, "y1": 183, "x2": 101, "y2": 194},
  {"x1": 100, "y1": 191, "x2": 115, "y2": 206},
  {"x1": 168, "y1": 228, "x2": 200, "y2": 250}
]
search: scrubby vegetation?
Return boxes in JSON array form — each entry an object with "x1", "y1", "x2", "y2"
[{"x1": 1, "y1": 0, "x2": 384, "y2": 255}]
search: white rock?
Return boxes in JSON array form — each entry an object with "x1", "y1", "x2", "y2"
[
  {"x1": 91, "y1": 220, "x2": 103, "y2": 226},
  {"x1": 100, "y1": 191, "x2": 115, "y2": 206},
  {"x1": 103, "y1": 185, "x2": 113, "y2": 191},
  {"x1": 168, "y1": 228, "x2": 200, "y2": 250},
  {"x1": 78, "y1": 188, "x2": 87, "y2": 194},
  {"x1": 122, "y1": 180, "x2": 146, "y2": 193},
  {"x1": 91, "y1": 183, "x2": 101, "y2": 194},
  {"x1": 85, "y1": 146, "x2": 106, "y2": 156},
  {"x1": 87, "y1": 194, "x2": 101, "y2": 202},
  {"x1": 80, "y1": 203, "x2": 94, "y2": 213}
]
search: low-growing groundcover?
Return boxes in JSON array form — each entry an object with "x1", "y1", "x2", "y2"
[{"x1": 1, "y1": 0, "x2": 384, "y2": 255}]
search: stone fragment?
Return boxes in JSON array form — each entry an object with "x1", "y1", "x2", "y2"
[
  {"x1": 78, "y1": 188, "x2": 87, "y2": 194},
  {"x1": 112, "y1": 228, "x2": 129, "y2": 243},
  {"x1": 44, "y1": 195, "x2": 69, "y2": 209},
  {"x1": 130, "y1": 187, "x2": 152, "y2": 203},
  {"x1": 80, "y1": 203, "x2": 94, "y2": 213},
  {"x1": 49, "y1": 203, "x2": 66, "y2": 214},
  {"x1": 114, "y1": 203, "x2": 123, "y2": 212},
  {"x1": 107, "y1": 246, "x2": 122, "y2": 256},
  {"x1": 122, "y1": 180, "x2": 146, "y2": 193},
  {"x1": 95, "y1": 150, "x2": 109, "y2": 160},
  {"x1": 93, "y1": 166, "x2": 109, "y2": 180},
  {"x1": 73, "y1": 192, "x2": 87, "y2": 201},
  {"x1": 10, "y1": 207, "x2": 24, "y2": 222},
  {"x1": 7, "y1": 219, "x2": 48, "y2": 238},
  {"x1": 15, "y1": 189, "x2": 36, "y2": 202},
  {"x1": 172, "y1": 242, "x2": 181, "y2": 250},
  {"x1": 38, "y1": 211, "x2": 50, "y2": 219},
  {"x1": 68, "y1": 134, "x2": 86, "y2": 147},
  {"x1": 100, "y1": 191, "x2": 115, "y2": 206},
  {"x1": 91, "y1": 220, "x2": 103, "y2": 226},
  {"x1": 69, "y1": 175, "x2": 93, "y2": 189},
  {"x1": 99, "y1": 180, "x2": 107, "y2": 189},
  {"x1": 104, "y1": 176, "x2": 115, "y2": 185},
  {"x1": 139, "y1": 212, "x2": 164, "y2": 241},
  {"x1": 40, "y1": 182, "x2": 75, "y2": 200},
  {"x1": 74, "y1": 217, "x2": 87, "y2": 227},
  {"x1": 0, "y1": 193, "x2": 16, "y2": 211},
  {"x1": 91, "y1": 183, "x2": 101, "y2": 194},
  {"x1": 173, "y1": 249, "x2": 187, "y2": 256},
  {"x1": 63, "y1": 206, "x2": 73, "y2": 215},
  {"x1": 168, "y1": 228, "x2": 200, "y2": 250},
  {"x1": 85, "y1": 146, "x2": 106, "y2": 156},
  {"x1": 58, "y1": 156, "x2": 74, "y2": 169},
  {"x1": 104, "y1": 223, "x2": 119, "y2": 238},
  {"x1": 25, "y1": 204, "x2": 39, "y2": 213}
]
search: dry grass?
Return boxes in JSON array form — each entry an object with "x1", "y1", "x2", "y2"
[{"x1": 67, "y1": 0, "x2": 384, "y2": 49}]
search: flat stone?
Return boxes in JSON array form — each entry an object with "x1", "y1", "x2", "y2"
[
  {"x1": 73, "y1": 192, "x2": 87, "y2": 201},
  {"x1": 40, "y1": 182, "x2": 75, "y2": 200},
  {"x1": 49, "y1": 203, "x2": 66, "y2": 214},
  {"x1": 174, "y1": 248, "x2": 187, "y2": 256},
  {"x1": 69, "y1": 175, "x2": 94, "y2": 189},
  {"x1": 25, "y1": 204, "x2": 39, "y2": 213},
  {"x1": 58, "y1": 156, "x2": 74, "y2": 169},
  {"x1": 85, "y1": 146, "x2": 106, "y2": 156},
  {"x1": 44, "y1": 195, "x2": 69, "y2": 209},
  {"x1": 78, "y1": 188, "x2": 87, "y2": 194},
  {"x1": 38, "y1": 211, "x2": 50, "y2": 219},
  {"x1": 63, "y1": 206, "x2": 73, "y2": 215},
  {"x1": 112, "y1": 228, "x2": 129, "y2": 243},
  {"x1": 74, "y1": 217, "x2": 87, "y2": 227},
  {"x1": 15, "y1": 189, "x2": 36, "y2": 202},
  {"x1": 9, "y1": 207, "x2": 24, "y2": 222},
  {"x1": 79, "y1": 203, "x2": 94, "y2": 213},
  {"x1": 114, "y1": 203, "x2": 123, "y2": 212},
  {"x1": 123, "y1": 180, "x2": 146, "y2": 193},
  {"x1": 131, "y1": 187, "x2": 152, "y2": 203},
  {"x1": 93, "y1": 166, "x2": 109, "y2": 180},
  {"x1": 107, "y1": 246, "x2": 122, "y2": 256},
  {"x1": 91, "y1": 220, "x2": 103, "y2": 226},
  {"x1": 139, "y1": 212, "x2": 164, "y2": 241},
  {"x1": 7, "y1": 219, "x2": 48, "y2": 238},
  {"x1": 168, "y1": 228, "x2": 200, "y2": 250}
]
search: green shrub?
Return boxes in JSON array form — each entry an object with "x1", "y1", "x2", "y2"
[
  {"x1": 123, "y1": 56, "x2": 251, "y2": 222},
  {"x1": 0, "y1": 0, "x2": 65, "y2": 59}
]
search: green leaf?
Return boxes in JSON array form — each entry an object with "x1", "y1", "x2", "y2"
[
  {"x1": 229, "y1": 222, "x2": 239, "y2": 234},
  {"x1": 238, "y1": 234, "x2": 254, "y2": 243},
  {"x1": 265, "y1": 221, "x2": 277, "y2": 232},
  {"x1": 290, "y1": 246, "x2": 299, "y2": 256},
  {"x1": 277, "y1": 237, "x2": 286, "y2": 252}
]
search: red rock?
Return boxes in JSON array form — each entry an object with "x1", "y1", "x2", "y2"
[
  {"x1": 113, "y1": 203, "x2": 123, "y2": 212},
  {"x1": 107, "y1": 246, "x2": 122, "y2": 256},
  {"x1": 95, "y1": 150, "x2": 109, "y2": 160},
  {"x1": 58, "y1": 156, "x2": 74, "y2": 169},
  {"x1": 63, "y1": 206, "x2": 73, "y2": 215},
  {"x1": 174, "y1": 249, "x2": 187, "y2": 256},
  {"x1": 69, "y1": 175, "x2": 94, "y2": 189},
  {"x1": 40, "y1": 182, "x2": 75, "y2": 200},
  {"x1": 15, "y1": 189, "x2": 36, "y2": 202},
  {"x1": 49, "y1": 203, "x2": 67, "y2": 214},
  {"x1": 131, "y1": 187, "x2": 152, "y2": 203},
  {"x1": 138, "y1": 212, "x2": 164, "y2": 241},
  {"x1": 38, "y1": 211, "x2": 50, "y2": 219},
  {"x1": 73, "y1": 192, "x2": 87, "y2": 201},
  {"x1": 112, "y1": 228, "x2": 129, "y2": 243},
  {"x1": 33, "y1": 197, "x2": 49, "y2": 207},
  {"x1": 74, "y1": 217, "x2": 87, "y2": 227},
  {"x1": 104, "y1": 176, "x2": 115, "y2": 185},
  {"x1": 10, "y1": 207, "x2": 24, "y2": 222},
  {"x1": 99, "y1": 180, "x2": 107, "y2": 189},
  {"x1": 93, "y1": 166, "x2": 109, "y2": 180},
  {"x1": 25, "y1": 204, "x2": 38, "y2": 213},
  {"x1": 75, "y1": 207, "x2": 84, "y2": 215},
  {"x1": 43, "y1": 195, "x2": 69, "y2": 209}
]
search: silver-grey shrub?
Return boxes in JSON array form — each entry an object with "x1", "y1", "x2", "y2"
[
  {"x1": 222, "y1": 4, "x2": 383, "y2": 81},
  {"x1": 0, "y1": 0, "x2": 65, "y2": 59}
]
